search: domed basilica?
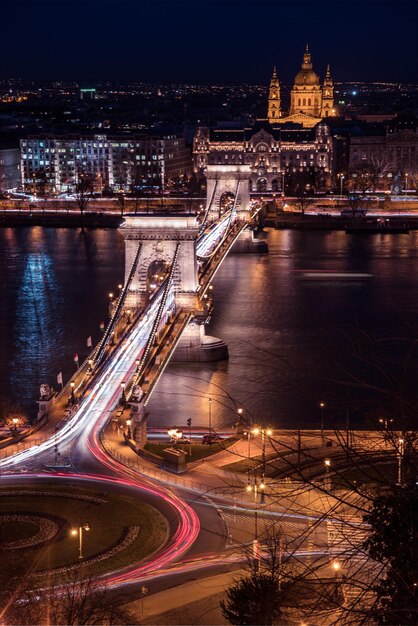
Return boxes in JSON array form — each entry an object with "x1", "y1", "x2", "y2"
[{"x1": 268, "y1": 45, "x2": 336, "y2": 128}]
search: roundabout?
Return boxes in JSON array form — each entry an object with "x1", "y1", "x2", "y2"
[
  {"x1": 0, "y1": 471, "x2": 200, "y2": 591},
  {"x1": 0, "y1": 481, "x2": 169, "y2": 582}
]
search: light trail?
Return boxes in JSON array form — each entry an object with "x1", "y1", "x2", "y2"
[
  {"x1": 0, "y1": 290, "x2": 166, "y2": 468},
  {"x1": 0, "y1": 215, "x2": 243, "y2": 590},
  {"x1": 196, "y1": 212, "x2": 233, "y2": 258}
]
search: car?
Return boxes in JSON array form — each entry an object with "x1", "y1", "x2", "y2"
[
  {"x1": 177, "y1": 436, "x2": 191, "y2": 444},
  {"x1": 201, "y1": 433, "x2": 222, "y2": 445}
]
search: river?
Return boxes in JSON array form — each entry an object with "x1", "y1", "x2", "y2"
[{"x1": 1, "y1": 226, "x2": 417, "y2": 430}]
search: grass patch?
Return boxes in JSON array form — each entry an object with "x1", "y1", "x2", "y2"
[
  {"x1": 0, "y1": 520, "x2": 38, "y2": 543},
  {"x1": 145, "y1": 437, "x2": 239, "y2": 463},
  {"x1": 0, "y1": 483, "x2": 168, "y2": 582},
  {"x1": 223, "y1": 451, "x2": 279, "y2": 474}
]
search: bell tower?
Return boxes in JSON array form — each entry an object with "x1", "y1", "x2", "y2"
[
  {"x1": 267, "y1": 65, "x2": 281, "y2": 123},
  {"x1": 321, "y1": 64, "x2": 335, "y2": 118}
]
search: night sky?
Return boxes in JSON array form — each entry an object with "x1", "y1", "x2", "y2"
[{"x1": 2, "y1": 1, "x2": 418, "y2": 84}]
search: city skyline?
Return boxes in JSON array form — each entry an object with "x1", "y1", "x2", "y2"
[{"x1": 2, "y1": 1, "x2": 418, "y2": 83}]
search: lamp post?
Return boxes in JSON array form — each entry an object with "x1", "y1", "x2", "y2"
[
  {"x1": 120, "y1": 382, "x2": 126, "y2": 407},
  {"x1": 208, "y1": 397, "x2": 212, "y2": 440},
  {"x1": 339, "y1": 174, "x2": 345, "y2": 196},
  {"x1": 397, "y1": 437, "x2": 405, "y2": 485},
  {"x1": 379, "y1": 417, "x2": 393, "y2": 431},
  {"x1": 70, "y1": 381, "x2": 76, "y2": 405},
  {"x1": 126, "y1": 419, "x2": 132, "y2": 440},
  {"x1": 71, "y1": 523, "x2": 90, "y2": 560},
  {"x1": 320, "y1": 402, "x2": 325, "y2": 446},
  {"x1": 332, "y1": 560, "x2": 341, "y2": 585},
  {"x1": 324, "y1": 458, "x2": 331, "y2": 490},
  {"x1": 251, "y1": 427, "x2": 272, "y2": 480},
  {"x1": 88, "y1": 359, "x2": 93, "y2": 373},
  {"x1": 246, "y1": 475, "x2": 265, "y2": 570},
  {"x1": 136, "y1": 358, "x2": 140, "y2": 372}
]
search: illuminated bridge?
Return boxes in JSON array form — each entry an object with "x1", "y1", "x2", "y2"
[{"x1": 1, "y1": 178, "x2": 264, "y2": 462}]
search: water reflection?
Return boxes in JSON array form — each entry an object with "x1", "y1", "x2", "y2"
[{"x1": 1, "y1": 227, "x2": 418, "y2": 429}]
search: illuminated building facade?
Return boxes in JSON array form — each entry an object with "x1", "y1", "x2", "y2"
[
  {"x1": 0, "y1": 146, "x2": 20, "y2": 190},
  {"x1": 193, "y1": 120, "x2": 333, "y2": 193},
  {"x1": 268, "y1": 45, "x2": 337, "y2": 128},
  {"x1": 20, "y1": 135, "x2": 191, "y2": 193}
]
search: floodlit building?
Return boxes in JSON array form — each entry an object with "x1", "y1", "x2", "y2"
[
  {"x1": 194, "y1": 120, "x2": 333, "y2": 193},
  {"x1": 20, "y1": 134, "x2": 191, "y2": 193},
  {"x1": 268, "y1": 45, "x2": 337, "y2": 128},
  {"x1": 0, "y1": 145, "x2": 20, "y2": 191}
]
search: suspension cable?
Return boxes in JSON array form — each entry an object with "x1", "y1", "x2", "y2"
[{"x1": 94, "y1": 242, "x2": 142, "y2": 366}]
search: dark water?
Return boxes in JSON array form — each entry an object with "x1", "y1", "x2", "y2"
[{"x1": 1, "y1": 227, "x2": 417, "y2": 429}]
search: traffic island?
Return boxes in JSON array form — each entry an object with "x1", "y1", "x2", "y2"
[
  {"x1": 144, "y1": 438, "x2": 239, "y2": 465},
  {"x1": 0, "y1": 483, "x2": 168, "y2": 584}
]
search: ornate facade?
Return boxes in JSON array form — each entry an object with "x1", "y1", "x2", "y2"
[
  {"x1": 268, "y1": 46, "x2": 337, "y2": 128},
  {"x1": 193, "y1": 120, "x2": 333, "y2": 193}
]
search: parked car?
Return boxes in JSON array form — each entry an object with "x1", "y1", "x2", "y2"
[{"x1": 201, "y1": 433, "x2": 222, "y2": 445}]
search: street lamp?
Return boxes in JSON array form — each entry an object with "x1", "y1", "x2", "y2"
[
  {"x1": 10, "y1": 417, "x2": 20, "y2": 434},
  {"x1": 120, "y1": 381, "x2": 126, "y2": 407},
  {"x1": 71, "y1": 523, "x2": 90, "y2": 560},
  {"x1": 338, "y1": 173, "x2": 345, "y2": 196},
  {"x1": 251, "y1": 427, "x2": 273, "y2": 479},
  {"x1": 109, "y1": 292, "x2": 114, "y2": 300},
  {"x1": 70, "y1": 381, "x2": 76, "y2": 405},
  {"x1": 397, "y1": 437, "x2": 405, "y2": 485},
  {"x1": 246, "y1": 475, "x2": 265, "y2": 569},
  {"x1": 320, "y1": 402, "x2": 325, "y2": 446},
  {"x1": 135, "y1": 358, "x2": 140, "y2": 372},
  {"x1": 324, "y1": 458, "x2": 331, "y2": 489},
  {"x1": 332, "y1": 560, "x2": 341, "y2": 579},
  {"x1": 379, "y1": 417, "x2": 393, "y2": 430},
  {"x1": 88, "y1": 359, "x2": 93, "y2": 372},
  {"x1": 208, "y1": 397, "x2": 212, "y2": 440},
  {"x1": 126, "y1": 419, "x2": 132, "y2": 440}
]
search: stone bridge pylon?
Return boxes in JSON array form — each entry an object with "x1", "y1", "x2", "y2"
[
  {"x1": 119, "y1": 215, "x2": 228, "y2": 362},
  {"x1": 205, "y1": 164, "x2": 252, "y2": 221}
]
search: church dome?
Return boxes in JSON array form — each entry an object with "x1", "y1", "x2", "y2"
[
  {"x1": 294, "y1": 68, "x2": 320, "y2": 87},
  {"x1": 293, "y1": 45, "x2": 320, "y2": 87}
]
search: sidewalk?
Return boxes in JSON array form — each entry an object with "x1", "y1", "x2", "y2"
[{"x1": 126, "y1": 570, "x2": 244, "y2": 623}]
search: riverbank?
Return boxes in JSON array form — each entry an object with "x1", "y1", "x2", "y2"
[
  {"x1": 1, "y1": 207, "x2": 418, "y2": 231},
  {"x1": 0, "y1": 210, "x2": 123, "y2": 228},
  {"x1": 266, "y1": 212, "x2": 418, "y2": 231}
]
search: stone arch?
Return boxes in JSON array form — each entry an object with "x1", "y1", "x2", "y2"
[
  {"x1": 271, "y1": 178, "x2": 279, "y2": 192},
  {"x1": 256, "y1": 177, "x2": 268, "y2": 192},
  {"x1": 137, "y1": 252, "x2": 181, "y2": 294},
  {"x1": 204, "y1": 164, "x2": 252, "y2": 221},
  {"x1": 219, "y1": 190, "x2": 235, "y2": 214}
]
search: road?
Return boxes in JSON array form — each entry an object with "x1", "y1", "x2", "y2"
[{"x1": 0, "y1": 211, "x2": 372, "y2": 618}]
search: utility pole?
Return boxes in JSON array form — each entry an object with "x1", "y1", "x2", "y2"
[
  {"x1": 345, "y1": 410, "x2": 350, "y2": 459},
  {"x1": 187, "y1": 417, "x2": 192, "y2": 455},
  {"x1": 208, "y1": 397, "x2": 212, "y2": 439}
]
